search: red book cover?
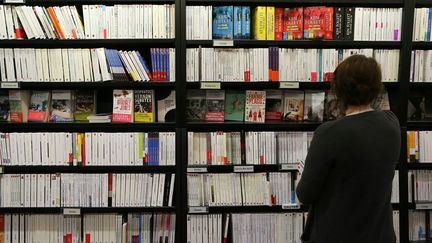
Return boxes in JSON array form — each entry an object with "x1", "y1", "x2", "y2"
[
  {"x1": 274, "y1": 8, "x2": 284, "y2": 40},
  {"x1": 85, "y1": 234, "x2": 91, "y2": 243},
  {"x1": 0, "y1": 214, "x2": 4, "y2": 243},
  {"x1": 303, "y1": 7, "x2": 334, "y2": 40},
  {"x1": 82, "y1": 135, "x2": 86, "y2": 166},
  {"x1": 283, "y1": 8, "x2": 303, "y2": 40}
]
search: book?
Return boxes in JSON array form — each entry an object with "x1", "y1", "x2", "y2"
[
  {"x1": 224, "y1": 90, "x2": 245, "y2": 122},
  {"x1": 112, "y1": 90, "x2": 134, "y2": 123},
  {"x1": 8, "y1": 90, "x2": 29, "y2": 123},
  {"x1": 334, "y1": 7, "x2": 345, "y2": 40},
  {"x1": 87, "y1": 113, "x2": 112, "y2": 123},
  {"x1": 303, "y1": 7, "x2": 334, "y2": 40},
  {"x1": 324, "y1": 91, "x2": 344, "y2": 121},
  {"x1": 212, "y1": 6, "x2": 234, "y2": 39},
  {"x1": 252, "y1": 6, "x2": 267, "y2": 40},
  {"x1": 50, "y1": 90, "x2": 74, "y2": 122},
  {"x1": 28, "y1": 91, "x2": 50, "y2": 122},
  {"x1": 186, "y1": 90, "x2": 206, "y2": 121},
  {"x1": 372, "y1": 91, "x2": 391, "y2": 111},
  {"x1": 241, "y1": 7, "x2": 251, "y2": 39},
  {"x1": 283, "y1": 8, "x2": 303, "y2": 40},
  {"x1": 205, "y1": 90, "x2": 225, "y2": 122},
  {"x1": 266, "y1": 7, "x2": 275, "y2": 40},
  {"x1": 233, "y1": 6, "x2": 242, "y2": 39},
  {"x1": 344, "y1": 7, "x2": 355, "y2": 40},
  {"x1": 134, "y1": 90, "x2": 155, "y2": 123},
  {"x1": 303, "y1": 91, "x2": 325, "y2": 122},
  {"x1": 244, "y1": 90, "x2": 266, "y2": 123},
  {"x1": 0, "y1": 90, "x2": 9, "y2": 122},
  {"x1": 283, "y1": 91, "x2": 304, "y2": 122},
  {"x1": 265, "y1": 90, "x2": 283, "y2": 120},
  {"x1": 74, "y1": 90, "x2": 96, "y2": 122},
  {"x1": 274, "y1": 8, "x2": 284, "y2": 40},
  {"x1": 157, "y1": 90, "x2": 176, "y2": 122}
]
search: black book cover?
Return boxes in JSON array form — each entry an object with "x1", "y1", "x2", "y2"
[
  {"x1": 163, "y1": 174, "x2": 171, "y2": 206},
  {"x1": 334, "y1": 7, "x2": 345, "y2": 40},
  {"x1": 344, "y1": 7, "x2": 354, "y2": 40}
]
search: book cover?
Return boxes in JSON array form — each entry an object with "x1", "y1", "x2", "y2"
[
  {"x1": 252, "y1": 6, "x2": 267, "y2": 40},
  {"x1": 303, "y1": 7, "x2": 334, "y2": 40},
  {"x1": 408, "y1": 92, "x2": 425, "y2": 120},
  {"x1": 324, "y1": 91, "x2": 344, "y2": 121},
  {"x1": 9, "y1": 90, "x2": 29, "y2": 123},
  {"x1": 283, "y1": 8, "x2": 303, "y2": 40},
  {"x1": 186, "y1": 90, "x2": 206, "y2": 121},
  {"x1": 224, "y1": 90, "x2": 245, "y2": 121},
  {"x1": 245, "y1": 90, "x2": 266, "y2": 123},
  {"x1": 134, "y1": 90, "x2": 155, "y2": 123},
  {"x1": 283, "y1": 90, "x2": 304, "y2": 122},
  {"x1": 233, "y1": 6, "x2": 242, "y2": 39},
  {"x1": 157, "y1": 90, "x2": 176, "y2": 122},
  {"x1": 344, "y1": 7, "x2": 355, "y2": 40},
  {"x1": 266, "y1": 7, "x2": 275, "y2": 40},
  {"x1": 213, "y1": 6, "x2": 234, "y2": 39},
  {"x1": 74, "y1": 90, "x2": 96, "y2": 122},
  {"x1": 0, "y1": 90, "x2": 9, "y2": 122},
  {"x1": 50, "y1": 90, "x2": 74, "y2": 122},
  {"x1": 371, "y1": 91, "x2": 391, "y2": 111},
  {"x1": 274, "y1": 8, "x2": 284, "y2": 40},
  {"x1": 205, "y1": 90, "x2": 225, "y2": 122},
  {"x1": 28, "y1": 91, "x2": 51, "y2": 122},
  {"x1": 303, "y1": 91, "x2": 325, "y2": 122},
  {"x1": 241, "y1": 7, "x2": 251, "y2": 39},
  {"x1": 112, "y1": 90, "x2": 134, "y2": 123},
  {"x1": 265, "y1": 90, "x2": 283, "y2": 120},
  {"x1": 334, "y1": 7, "x2": 345, "y2": 40}
]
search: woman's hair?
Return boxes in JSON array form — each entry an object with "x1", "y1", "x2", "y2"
[{"x1": 331, "y1": 55, "x2": 383, "y2": 107}]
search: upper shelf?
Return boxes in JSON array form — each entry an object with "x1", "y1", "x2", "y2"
[
  {"x1": 0, "y1": 81, "x2": 176, "y2": 90},
  {"x1": 186, "y1": 82, "x2": 399, "y2": 90},
  {"x1": 186, "y1": 0, "x2": 403, "y2": 7},
  {"x1": 0, "y1": 39, "x2": 175, "y2": 48},
  {"x1": 2, "y1": 0, "x2": 175, "y2": 5}
]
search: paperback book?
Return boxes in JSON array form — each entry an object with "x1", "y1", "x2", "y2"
[
  {"x1": 303, "y1": 7, "x2": 334, "y2": 40},
  {"x1": 112, "y1": 90, "x2": 134, "y2": 123},
  {"x1": 50, "y1": 90, "x2": 74, "y2": 122},
  {"x1": 245, "y1": 90, "x2": 266, "y2": 123},
  {"x1": 205, "y1": 90, "x2": 225, "y2": 122},
  {"x1": 74, "y1": 90, "x2": 96, "y2": 122},
  {"x1": 284, "y1": 8, "x2": 303, "y2": 40},
  {"x1": 283, "y1": 91, "x2": 304, "y2": 122},
  {"x1": 224, "y1": 90, "x2": 245, "y2": 121},
  {"x1": 303, "y1": 91, "x2": 325, "y2": 122},
  {"x1": 134, "y1": 90, "x2": 155, "y2": 123},
  {"x1": 0, "y1": 90, "x2": 9, "y2": 122},
  {"x1": 265, "y1": 90, "x2": 283, "y2": 120},
  {"x1": 8, "y1": 90, "x2": 29, "y2": 123},
  {"x1": 213, "y1": 6, "x2": 234, "y2": 39},
  {"x1": 28, "y1": 91, "x2": 50, "y2": 122},
  {"x1": 157, "y1": 90, "x2": 176, "y2": 122},
  {"x1": 186, "y1": 90, "x2": 206, "y2": 121}
]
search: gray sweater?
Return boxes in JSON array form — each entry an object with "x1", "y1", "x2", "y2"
[{"x1": 296, "y1": 110, "x2": 401, "y2": 243}]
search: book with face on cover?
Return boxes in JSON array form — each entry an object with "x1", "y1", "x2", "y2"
[
  {"x1": 303, "y1": 90, "x2": 325, "y2": 122},
  {"x1": 28, "y1": 91, "x2": 51, "y2": 122},
  {"x1": 112, "y1": 90, "x2": 134, "y2": 123},
  {"x1": 245, "y1": 90, "x2": 266, "y2": 123},
  {"x1": 205, "y1": 90, "x2": 225, "y2": 122},
  {"x1": 50, "y1": 90, "x2": 74, "y2": 122},
  {"x1": 283, "y1": 90, "x2": 304, "y2": 122},
  {"x1": 186, "y1": 90, "x2": 206, "y2": 121},
  {"x1": 74, "y1": 90, "x2": 96, "y2": 122},
  {"x1": 224, "y1": 90, "x2": 245, "y2": 121},
  {"x1": 134, "y1": 90, "x2": 155, "y2": 123}
]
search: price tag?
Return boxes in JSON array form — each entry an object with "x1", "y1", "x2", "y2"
[
  {"x1": 280, "y1": 164, "x2": 298, "y2": 171},
  {"x1": 4, "y1": 0, "x2": 25, "y2": 3},
  {"x1": 416, "y1": 203, "x2": 432, "y2": 210},
  {"x1": 63, "y1": 208, "x2": 81, "y2": 215},
  {"x1": 200, "y1": 82, "x2": 221, "y2": 90},
  {"x1": 188, "y1": 207, "x2": 209, "y2": 214},
  {"x1": 187, "y1": 167, "x2": 208, "y2": 173},
  {"x1": 1, "y1": 82, "x2": 19, "y2": 89},
  {"x1": 279, "y1": 82, "x2": 299, "y2": 89},
  {"x1": 213, "y1": 40, "x2": 234, "y2": 47},
  {"x1": 282, "y1": 204, "x2": 300, "y2": 210},
  {"x1": 234, "y1": 165, "x2": 254, "y2": 173}
]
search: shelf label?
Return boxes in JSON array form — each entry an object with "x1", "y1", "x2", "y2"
[
  {"x1": 280, "y1": 163, "x2": 298, "y2": 171},
  {"x1": 416, "y1": 203, "x2": 432, "y2": 210},
  {"x1": 189, "y1": 207, "x2": 209, "y2": 214},
  {"x1": 200, "y1": 82, "x2": 221, "y2": 90},
  {"x1": 4, "y1": 0, "x2": 25, "y2": 3},
  {"x1": 213, "y1": 40, "x2": 234, "y2": 47},
  {"x1": 187, "y1": 167, "x2": 208, "y2": 173},
  {"x1": 63, "y1": 208, "x2": 81, "y2": 215},
  {"x1": 279, "y1": 82, "x2": 299, "y2": 89},
  {"x1": 1, "y1": 82, "x2": 19, "y2": 89},
  {"x1": 282, "y1": 204, "x2": 300, "y2": 210},
  {"x1": 234, "y1": 165, "x2": 254, "y2": 173}
]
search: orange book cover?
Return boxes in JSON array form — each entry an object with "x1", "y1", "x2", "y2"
[{"x1": 47, "y1": 7, "x2": 66, "y2": 39}]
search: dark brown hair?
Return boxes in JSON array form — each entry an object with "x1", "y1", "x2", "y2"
[{"x1": 331, "y1": 55, "x2": 383, "y2": 107}]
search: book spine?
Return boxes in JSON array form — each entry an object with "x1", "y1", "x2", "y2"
[
  {"x1": 241, "y1": 7, "x2": 250, "y2": 39},
  {"x1": 344, "y1": 7, "x2": 355, "y2": 40},
  {"x1": 334, "y1": 7, "x2": 345, "y2": 40},
  {"x1": 274, "y1": 8, "x2": 283, "y2": 40},
  {"x1": 266, "y1": 7, "x2": 275, "y2": 40},
  {"x1": 252, "y1": 6, "x2": 266, "y2": 40},
  {"x1": 233, "y1": 7, "x2": 242, "y2": 39}
]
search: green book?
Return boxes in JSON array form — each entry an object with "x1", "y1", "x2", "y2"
[
  {"x1": 224, "y1": 90, "x2": 245, "y2": 121},
  {"x1": 74, "y1": 90, "x2": 96, "y2": 122}
]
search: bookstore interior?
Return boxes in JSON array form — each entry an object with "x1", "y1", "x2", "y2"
[{"x1": 1, "y1": 0, "x2": 432, "y2": 242}]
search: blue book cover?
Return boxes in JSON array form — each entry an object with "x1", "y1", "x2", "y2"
[
  {"x1": 318, "y1": 49, "x2": 323, "y2": 82},
  {"x1": 166, "y1": 49, "x2": 170, "y2": 81},
  {"x1": 212, "y1": 6, "x2": 234, "y2": 39},
  {"x1": 149, "y1": 134, "x2": 155, "y2": 165},
  {"x1": 241, "y1": 7, "x2": 251, "y2": 39},
  {"x1": 233, "y1": 7, "x2": 242, "y2": 39},
  {"x1": 136, "y1": 52, "x2": 152, "y2": 78},
  {"x1": 150, "y1": 48, "x2": 156, "y2": 80},
  {"x1": 428, "y1": 8, "x2": 432, "y2": 41},
  {"x1": 138, "y1": 214, "x2": 142, "y2": 243}
]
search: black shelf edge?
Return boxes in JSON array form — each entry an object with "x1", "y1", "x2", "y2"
[
  {"x1": 412, "y1": 42, "x2": 432, "y2": 49},
  {"x1": 0, "y1": 207, "x2": 176, "y2": 214},
  {"x1": 407, "y1": 163, "x2": 432, "y2": 170},
  {"x1": 186, "y1": 82, "x2": 398, "y2": 90},
  {"x1": 187, "y1": 164, "x2": 298, "y2": 173},
  {"x1": 409, "y1": 82, "x2": 432, "y2": 88},
  {"x1": 186, "y1": 0, "x2": 403, "y2": 6},
  {"x1": 4, "y1": 0, "x2": 174, "y2": 4},
  {"x1": 186, "y1": 40, "x2": 402, "y2": 48},
  {"x1": 0, "y1": 122, "x2": 176, "y2": 132},
  {"x1": 1, "y1": 166, "x2": 176, "y2": 174},
  {"x1": 0, "y1": 81, "x2": 176, "y2": 90},
  {"x1": 407, "y1": 121, "x2": 432, "y2": 130},
  {"x1": 186, "y1": 121, "x2": 321, "y2": 131},
  {"x1": 0, "y1": 39, "x2": 175, "y2": 48},
  {"x1": 416, "y1": 0, "x2": 432, "y2": 7},
  {"x1": 410, "y1": 241, "x2": 432, "y2": 243}
]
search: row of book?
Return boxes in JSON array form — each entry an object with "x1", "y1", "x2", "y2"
[
  {"x1": 188, "y1": 6, "x2": 402, "y2": 41},
  {"x1": 0, "y1": 213, "x2": 175, "y2": 243},
  {"x1": 0, "y1": 5, "x2": 175, "y2": 40},
  {"x1": 0, "y1": 132, "x2": 176, "y2": 166},
  {"x1": 187, "y1": 131, "x2": 313, "y2": 166},
  {"x1": 0, "y1": 89, "x2": 175, "y2": 123},
  {"x1": 0, "y1": 173, "x2": 175, "y2": 208},
  {"x1": 187, "y1": 172, "x2": 299, "y2": 207},
  {"x1": 413, "y1": 8, "x2": 432, "y2": 42},
  {"x1": 412, "y1": 170, "x2": 432, "y2": 203},
  {"x1": 410, "y1": 50, "x2": 432, "y2": 82},
  {"x1": 409, "y1": 210, "x2": 430, "y2": 241},
  {"x1": 186, "y1": 89, "x2": 390, "y2": 123},
  {"x1": 0, "y1": 48, "x2": 175, "y2": 82},
  {"x1": 407, "y1": 131, "x2": 432, "y2": 163},
  {"x1": 186, "y1": 48, "x2": 399, "y2": 82},
  {"x1": 187, "y1": 214, "x2": 227, "y2": 243}
]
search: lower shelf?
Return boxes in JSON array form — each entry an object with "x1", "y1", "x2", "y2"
[{"x1": 0, "y1": 207, "x2": 176, "y2": 214}]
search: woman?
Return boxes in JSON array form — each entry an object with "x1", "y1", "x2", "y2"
[{"x1": 296, "y1": 55, "x2": 401, "y2": 243}]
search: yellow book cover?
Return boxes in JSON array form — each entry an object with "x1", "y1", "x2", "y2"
[
  {"x1": 253, "y1": 6, "x2": 267, "y2": 40},
  {"x1": 134, "y1": 90, "x2": 155, "y2": 122},
  {"x1": 266, "y1": 7, "x2": 275, "y2": 40}
]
